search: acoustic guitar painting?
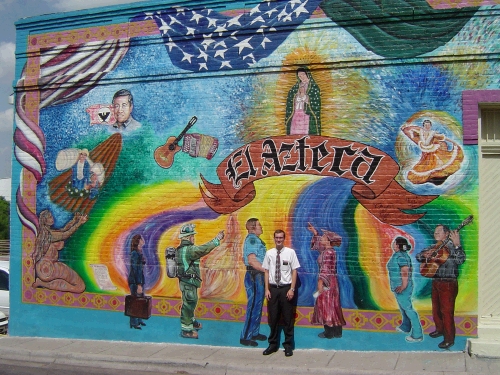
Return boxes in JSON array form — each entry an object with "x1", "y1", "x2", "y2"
[
  {"x1": 419, "y1": 215, "x2": 473, "y2": 278},
  {"x1": 154, "y1": 116, "x2": 197, "y2": 169}
]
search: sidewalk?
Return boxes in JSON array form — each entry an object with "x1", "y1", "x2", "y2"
[{"x1": 1, "y1": 335, "x2": 500, "y2": 375}]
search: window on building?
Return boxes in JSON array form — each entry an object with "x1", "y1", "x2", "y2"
[{"x1": 480, "y1": 106, "x2": 500, "y2": 155}]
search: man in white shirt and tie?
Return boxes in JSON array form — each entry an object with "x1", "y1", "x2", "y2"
[{"x1": 262, "y1": 229, "x2": 300, "y2": 357}]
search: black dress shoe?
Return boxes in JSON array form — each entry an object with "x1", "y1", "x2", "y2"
[
  {"x1": 130, "y1": 325, "x2": 141, "y2": 330},
  {"x1": 429, "y1": 331, "x2": 443, "y2": 338},
  {"x1": 284, "y1": 347, "x2": 293, "y2": 357},
  {"x1": 333, "y1": 326, "x2": 342, "y2": 338},
  {"x1": 240, "y1": 339, "x2": 258, "y2": 347},
  {"x1": 318, "y1": 332, "x2": 333, "y2": 339},
  {"x1": 251, "y1": 334, "x2": 267, "y2": 341},
  {"x1": 263, "y1": 346, "x2": 278, "y2": 355},
  {"x1": 438, "y1": 341, "x2": 454, "y2": 349},
  {"x1": 139, "y1": 322, "x2": 146, "y2": 326}
]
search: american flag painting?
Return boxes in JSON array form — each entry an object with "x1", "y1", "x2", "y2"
[{"x1": 132, "y1": 0, "x2": 322, "y2": 72}]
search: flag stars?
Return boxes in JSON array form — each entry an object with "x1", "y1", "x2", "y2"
[
  {"x1": 227, "y1": 15, "x2": 242, "y2": 27},
  {"x1": 293, "y1": 3, "x2": 310, "y2": 17},
  {"x1": 234, "y1": 37, "x2": 254, "y2": 54},
  {"x1": 290, "y1": 0, "x2": 304, "y2": 8},
  {"x1": 168, "y1": 15, "x2": 181, "y2": 26},
  {"x1": 230, "y1": 31, "x2": 239, "y2": 40},
  {"x1": 214, "y1": 49, "x2": 228, "y2": 58},
  {"x1": 158, "y1": 18, "x2": 172, "y2": 35},
  {"x1": 278, "y1": 9, "x2": 288, "y2": 21},
  {"x1": 181, "y1": 51, "x2": 194, "y2": 63},
  {"x1": 201, "y1": 34, "x2": 215, "y2": 49},
  {"x1": 214, "y1": 41, "x2": 227, "y2": 48},
  {"x1": 146, "y1": 0, "x2": 319, "y2": 72},
  {"x1": 250, "y1": 4, "x2": 261, "y2": 16},
  {"x1": 243, "y1": 53, "x2": 255, "y2": 61},
  {"x1": 197, "y1": 49, "x2": 209, "y2": 61},
  {"x1": 261, "y1": 37, "x2": 271, "y2": 48},
  {"x1": 190, "y1": 11, "x2": 203, "y2": 24},
  {"x1": 207, "y1": 17, "x2": 218, "y2": 28},
  {"x1": 214, "y1": 25, "x2": 228, "y2": 36},
  {"x1": 251, "y1": 16, "x2": 265, "y2": 25},
  {"x1": 265, "y1": 8, "x2": 278, "y2": 18},
  {"x1": 174, "y1": 6, "x2": 186, "y2": 15},
  {"x1": 165, "y1": 38, "x2": 177, "y2": 52},
  {"x1": 256, "y1": 25, "x2": 269, "y2": 33}
]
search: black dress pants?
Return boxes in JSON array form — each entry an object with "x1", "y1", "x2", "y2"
[{"x1": 267, "y1": 285, "x2": 294, "y2": 348}]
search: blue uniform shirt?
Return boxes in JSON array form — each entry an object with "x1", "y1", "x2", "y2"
[{"x1": 243, "y1": 233, "x2": 266, "y2": 266}]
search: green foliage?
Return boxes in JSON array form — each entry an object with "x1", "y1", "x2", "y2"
[{"x1": 0, "y1": 196, "x2": 9, "y2": 240}]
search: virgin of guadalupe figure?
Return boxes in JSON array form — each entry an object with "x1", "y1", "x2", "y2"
[
  {"x1": 401, "y1": 120, "x2": 464, "y2": 185},
  {"x1": 32, "y1": 210, "x2": 87, "y2": 293},
  {"x1": 285, "y1": 67, "x2": 321, "y2": 135},
  {"x1": 307, "y1": 223, "x2": 346, "y2": 339}
]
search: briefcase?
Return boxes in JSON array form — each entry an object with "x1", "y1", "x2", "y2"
[{"x1": 124, "y1": 295, "x2": 152, "y2": 319}]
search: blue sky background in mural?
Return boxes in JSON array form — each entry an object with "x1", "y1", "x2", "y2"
[
  {"x1": 33, "y1": 9, "x2": 487, "y2": 228},
  {"x1": 36, "y1": 37, "x2": 254, "y2": 225}
]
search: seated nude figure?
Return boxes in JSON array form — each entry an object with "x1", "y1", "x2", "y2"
[{"x1": 32, "y1": 210, "x2": 88, "y2": 293}]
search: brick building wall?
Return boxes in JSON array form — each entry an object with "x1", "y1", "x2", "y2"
[{"x1": 10, "y1": 0, "x2": 500, "y2": 352}]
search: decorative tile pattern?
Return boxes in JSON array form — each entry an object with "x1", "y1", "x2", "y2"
[{"x1": 21, "y1": 289, "x2": 477, "y2": 335}]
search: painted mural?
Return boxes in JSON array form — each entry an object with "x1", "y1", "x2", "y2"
[{"x1": 12, "y1": 0, "x2": 500, "y2": 351}]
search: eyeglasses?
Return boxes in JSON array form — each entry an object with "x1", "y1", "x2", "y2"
[{"x1": 113, "y1": 103, "x2": 130, "y2": 109}]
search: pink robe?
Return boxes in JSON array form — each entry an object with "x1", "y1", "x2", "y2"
[
  {"x1": 311, "y1": 237, "x2": 346, "y2": 327},
  {"x1": 289, "y1": 93, "x2": 310, "y2": 134}
]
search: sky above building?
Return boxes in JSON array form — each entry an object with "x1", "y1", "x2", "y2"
[{"x1": 0, "y1": 0, "x2": 146, "y2": 179}]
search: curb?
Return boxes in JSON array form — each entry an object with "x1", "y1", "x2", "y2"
[{"x1": 0, "y1": 346, "x2": 449, "y2": 375}]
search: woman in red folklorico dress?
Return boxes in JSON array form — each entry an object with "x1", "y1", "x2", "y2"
[{"x1": 307, "y1": 223, "x2": 346, "y2": 339}]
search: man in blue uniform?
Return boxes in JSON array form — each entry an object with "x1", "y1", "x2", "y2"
[{"x1": 240, "y1": 218, "x2": 267, "y2": 346}]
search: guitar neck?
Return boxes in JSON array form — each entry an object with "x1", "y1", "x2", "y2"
[
  {"x1": 440, "y1": 215, "x2": 473, "y2": 248},
  {"x1": 433, "y1": 216, "x2": 473, "y2": 253},
  {"x1": 172, "y1": 116, "x2": 197, "y2": 147},
  {"x1": 456, "y1": 215, "x2": 473, "y2": 232}
]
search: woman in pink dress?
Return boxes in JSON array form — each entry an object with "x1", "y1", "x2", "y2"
[{"x1": 307, "y1": 223, "x2": 346, "y2": 338}]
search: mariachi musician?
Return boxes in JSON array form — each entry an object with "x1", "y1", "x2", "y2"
[{"x1": 416, "y1": 224, "x2": 465, "y2": 350}]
